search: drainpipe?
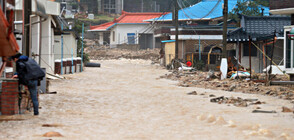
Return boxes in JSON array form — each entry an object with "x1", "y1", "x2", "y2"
[{"x1": 39, "y1": 17, "x2": 42, "y2": 65}]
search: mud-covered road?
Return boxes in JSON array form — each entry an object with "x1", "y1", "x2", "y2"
[{"x1": 1, "y1": 59, "x2": 294, "y2": 140}]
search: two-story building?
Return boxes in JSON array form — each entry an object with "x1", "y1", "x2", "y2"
[{"x1": 15, "y1": 0, "x2": 60, "y2": 74}]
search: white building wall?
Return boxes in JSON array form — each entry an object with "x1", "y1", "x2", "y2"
[
  {"x1": 98, "y1": 32, "x2": 104, "y2": 45},
  {"x1": 16, "y1": 0, "x2": 60, "y2": 16},
  {"x1": 109, "y1": 24, "x2": 154, "y2": 47},
  {"x1": 40, "y1": 16, "x2": 55, "y2": 74},
  {"x1": 31, "y1": 16, "x2": 41, "y2": 64},
  {"x1": 54, "y1": 33, "x2": 77, "y2": 60}
]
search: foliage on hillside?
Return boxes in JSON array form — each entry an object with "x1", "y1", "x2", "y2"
[{"x1": 229, "y1": 0, "x2": 269, "y2": 21}]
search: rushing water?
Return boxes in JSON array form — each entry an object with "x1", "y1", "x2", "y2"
[{"x1": 0, "y1": 59, "x2": 294, "y2": 140}]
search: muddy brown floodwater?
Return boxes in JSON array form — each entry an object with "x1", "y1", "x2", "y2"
[{"x1": 0, "y1": 59, "x2": 294, "y2": 140}]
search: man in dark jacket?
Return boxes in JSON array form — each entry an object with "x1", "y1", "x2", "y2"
[{"x1": 11, "y1": 53, "x2": 45, "y2": 115}]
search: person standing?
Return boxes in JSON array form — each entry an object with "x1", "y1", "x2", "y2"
[{"x1": 11, "y1": 53, "x2": 45, "y2": 115}]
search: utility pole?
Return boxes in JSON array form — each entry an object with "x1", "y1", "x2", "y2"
[
  {"x1": 61, "y1": 23, "x2": 64, "y2": 75},
  {"x1": 175, "y1": 0, "x2": 179, "y2": 60},
  {"x1": 220, "y1": 0, "x2": 228, "y2": 80},
  {"x1": 23, "y1": 0, "x2": 32, "y2": 57},
  {"x1": 81, "y1": 23, "x2": 84, "y2": 72},
  {"x1": 222, "y1": 0, "x2": 228, "y2": 58}
]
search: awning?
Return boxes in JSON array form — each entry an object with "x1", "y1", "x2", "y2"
[
  {"x1": 0, "y1": 7, "x2": 19, "y2": 57},
  {"x1": 161, "y1": 40, "x2": 175, "y2": 43}
]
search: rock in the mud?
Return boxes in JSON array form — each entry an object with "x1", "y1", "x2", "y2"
[
  {"x1": 282, "y1": 106, "x2": 294, "y2": 113},
  {"x1": 235, "y1": 101, "x2": 247, "y2": 107},
  {"x1": 265, "y1": 90, "x2": 278, "y2": 95},
  {"x1": 209, "y1": 94, "x2": 216, "y2": 97},
  {"x1": 191, "y1": 80, "x2": 200, "y2": 85},
  {"x1": 279, "y1": 87, "x2": 287, "y2": 92},
  {"x1": 179, "y1": 84, "x2": 190, "y2": 87},
  {"x1": 42, "y1": 124, "x2": 63, "y2": 127},
  {"x1": 42, "y1": 132, "x2": 63, "y2": 137},
  {"x1": 216, "y1": 84, "x2": 222, "y2": 87},
  {"x1": 187, "y1": 91, "x2": 197, "y2": 95},
  {"x1": 223, "y1": 84, "x2": 229, "y2": 88},
  {"x1": 228, "y1": 84, "x2": 237, "y2": 91}
]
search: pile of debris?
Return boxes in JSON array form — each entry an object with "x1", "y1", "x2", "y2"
[
  {"x1": 210, "y1": 96, "x2": 265, "y2": 107},
  {"x1": 84, "y1": 46, "x2": 160, "y2": 62},
  {"x1": 161, "y1": 70, "x2": 294, "y2": 102}
]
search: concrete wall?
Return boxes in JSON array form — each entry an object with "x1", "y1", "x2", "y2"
[
  {"x1": 110, "y1": 24, "x2": 155, "y2": 48},
  {"x1": 54, "y1": 33, "x2": 78, "y2": 60},
  {"x1": 40, "y1": 16, "x2": 55, "y2": 74},
  {"x1": 117, "y1": 44, "x2": 140, "y2": 51},
  {"x1": 16, "y1": 0, "x2": 60, "y2": 16},
  {"x1": 31, "y1": 16, "x2": 41, "y2": 64}
]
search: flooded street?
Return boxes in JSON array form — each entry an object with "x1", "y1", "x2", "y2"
[{"x1": 1, "y1": 59, "x2": 294, "y2": 140}]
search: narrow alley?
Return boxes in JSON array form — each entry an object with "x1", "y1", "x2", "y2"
[{"x1": 1, "y1": 59, "x2": 293, "y2": 139}]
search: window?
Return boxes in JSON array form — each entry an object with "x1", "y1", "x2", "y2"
[
  {"x1": 243, "y1": 42, "x2": 257, "y2": 56},
  {"x1": 112, "y1": 31, "x2": 115, "y2": 42},
  {"x1": 127, "y1": 33, "x2": 135, "y2": 44}
]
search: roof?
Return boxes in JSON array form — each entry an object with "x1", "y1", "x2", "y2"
[
  {"x1": 161, "y1": 40, "x2": 175, "y2": 43},
  {"x1": 227, "y1": 15, "x2": 291, "y2": 42},
  {"x1": 146, "y1": 0, "x2": 270, "y2": 22},
  {"x1": 89, "y1": 11, "x2": 164, "y2": 32}
]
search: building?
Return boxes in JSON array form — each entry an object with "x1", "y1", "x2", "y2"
[
  {"x1": 15, "y1": 0, "x2": 60, "y2": 74},
  {"x1": 88, "y1": 11, "x2": 163, "y2": 49},
  {"x1": 147, "y1": 0, "x2": 270, "y2": 68},
  {"x1": 270, "y1": 0, "x2": 294, "y2": 77},
  {"x1": 227, "y1": 15, "x2": 290, "y2": 73}
]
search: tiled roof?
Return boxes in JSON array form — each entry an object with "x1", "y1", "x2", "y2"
[
  {"x1": 227, "y1": 15, "x2": 291, "y2": 42},
  {"x1": 147, "y1": 0, "x2": 270, "y2": 21},
  {"x1": 241, "y1": 15, "x2": 290, "y2": 36},
  {"x1": 89, "y1": 11, "x2": 164, "y2": 31}
]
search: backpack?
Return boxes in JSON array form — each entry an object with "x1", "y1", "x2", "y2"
[{"x1": 22, "y1": 58, "x2": 46, "y2": 81}]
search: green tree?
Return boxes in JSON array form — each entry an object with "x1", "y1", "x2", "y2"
[
  {"x1": 73, "y1": 20, "x2": 90, "y2": 63},
  {"x1": 229, "y1": 0, "x2": 269, "y2": 22}
]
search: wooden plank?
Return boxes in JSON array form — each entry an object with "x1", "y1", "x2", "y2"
[{"x1": 270, "y1": 81, "x2": 294, "y2": 85}]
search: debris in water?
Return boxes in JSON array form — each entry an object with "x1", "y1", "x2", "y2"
[
  {"x1": 210, "y1": 96, "x2": 225, "y2": 103},
  {"x1": 252, "y1": 110, "x2": 277, "y2": 113},
  {"x1": 42, "y1": 124, "x2": 63, "y2": 127},
  {"x1": 210, "y1": 96, "x2": 264, "y2": 108},
  {"x1": 187, "y1": 91, "x2": 197, "y2": 95},
  {"x1": 282, "y1": 106, "x2": 294, "y2": 113},
  {"x1": 42, "y1": 132, "x2": 63, "y2": 137}
]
